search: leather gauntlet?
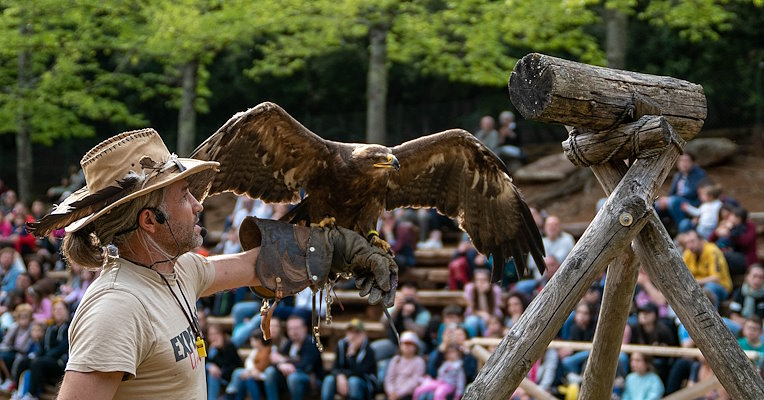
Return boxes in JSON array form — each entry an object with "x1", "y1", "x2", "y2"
[{"x1": 239, "y1": 217, "x2": 398, "y2": 306}]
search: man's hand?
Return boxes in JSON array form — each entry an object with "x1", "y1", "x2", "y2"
[
  {"x1": 336, "y1": 374, "x2": 349, "y2": 396},
  {"x1": 208, "y1": 364, "x2": 222, "y2": 379},
  {"x1": 325, "y1": 225, "x2": 398, "y2": 307},
  {"x1": 278, "y1": 362, "x2": 296, "y2": 376}
]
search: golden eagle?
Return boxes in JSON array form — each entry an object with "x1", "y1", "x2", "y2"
[{"x1": 190, "y1": 102, "x2": 544, "y2": 281}]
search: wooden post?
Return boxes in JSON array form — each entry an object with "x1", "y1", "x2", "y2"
[
  {"x1": 593, "y1": 159, "x2": 764, "y2": 399},
  {"x1": 462, "y1": 144, "x2": 679, "y2": 400},
  {"x1": 562, "y1": 116, "x2": 676, "y2": 167},
  {"x1": 579, "y1": 248, "x2": 639, "y2": 399},
  {"x1": 508, "y1": 53, "x2": 706, "y2": 140}
]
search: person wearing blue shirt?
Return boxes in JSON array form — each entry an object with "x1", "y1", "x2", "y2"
[{"x1": 623, "y1": 352, "x2": 664, "y2": 400}]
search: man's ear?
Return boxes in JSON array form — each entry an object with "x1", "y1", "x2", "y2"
[{"x1": 137, "y1": 209, "x2": 159, "y2": 233}]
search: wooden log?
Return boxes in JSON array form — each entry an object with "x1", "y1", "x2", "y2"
[
  {"x1": 663, "y1": 375, "x2": 721, "y2": 400},
  {"x1": 462, "y1": 143, "x2": 679, "y2": 400},
  {"x1": 562, "y1": 116, "x2": 676, "y2": 167},
  {"x1": 580, "y1": 248, "x2": 638, "y2": 400},
  {"x1": 509, "y1": 53, "x2": 706, "y2": 141},
  {"x1": 467, "y1": 339, "x2": 761, "y2": 360},
  {"x1": 592, "y1": 157, "x2": 764, "y2": 399}
]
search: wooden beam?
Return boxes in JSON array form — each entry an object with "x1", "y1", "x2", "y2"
[
  {"x1": 580, "y1": 247, "x2": 639, "y2": 399},
  {"x1": 593, "y1": 156, "x2": 764, "y2": 399},
  {"x1": 663, "y1": 375, "x2": 721, "y2": 400},
  {"x1": 462, "y1": 142, "x2": 680, "y2": 400},
  {"x1": 562, "y1": 116, "x2": 676, "y2": 167},
  {"x1": 509, "y1": 53, "x2": 706, "y2": 141},
  {"x1": 467, "y1": 339, "x2": 761, "y2": 360}
]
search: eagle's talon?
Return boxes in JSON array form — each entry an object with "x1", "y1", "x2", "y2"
[
  {"x1": 370, "y1": 235, "x2": 394, "y2": 255},
  {"x1": 310, "y1": 216, "x2": 336, "y2": 229}
]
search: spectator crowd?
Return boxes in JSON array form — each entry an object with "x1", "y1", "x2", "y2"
[{"x1": 0, "y1": 114, "x2": 761, "y2": 400}]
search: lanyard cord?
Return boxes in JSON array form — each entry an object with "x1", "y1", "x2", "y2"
[{"x1": 158, "y1": 272, "x2": 204, "y2": 341}]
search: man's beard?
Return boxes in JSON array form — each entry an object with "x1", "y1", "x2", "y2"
[{"x1": 168, "y1": 218, "x2": 202, "y2": 253}]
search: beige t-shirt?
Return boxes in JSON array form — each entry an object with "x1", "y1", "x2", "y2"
[{"x1": 67, "y1": 253, "x2": 215, "y2": 399}]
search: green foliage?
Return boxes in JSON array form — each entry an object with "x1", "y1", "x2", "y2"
[{"x1": 0, "y1": 0, "x2": 146, "y2": 145}]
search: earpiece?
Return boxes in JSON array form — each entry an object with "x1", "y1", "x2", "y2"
[{"x1": 147, "y1": 208, "x2": 166, "y2": 224}]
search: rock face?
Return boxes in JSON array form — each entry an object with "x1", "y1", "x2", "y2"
[
  {"x1": 513, "y1": 153, "x2": 578, "y2": 183},
  {"x1": 685, "y1": 138, "x2": 738, "y2": 167}
]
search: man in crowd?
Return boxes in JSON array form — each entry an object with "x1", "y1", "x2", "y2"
[
  {"x1": 681, "y1": 229, "x2": 733, "y2": 305},
  {"x1": 265, "y1": 315, "x2": 324, "y2": 400}
]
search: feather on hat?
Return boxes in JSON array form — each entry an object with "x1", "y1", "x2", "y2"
[{"x1": 29, "y1": 128, "x2": 219, "y2": 237}]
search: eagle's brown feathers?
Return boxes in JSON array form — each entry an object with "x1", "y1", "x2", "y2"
[{"x1": 190, "y1": 102, "x2": 544, "y2": 280}]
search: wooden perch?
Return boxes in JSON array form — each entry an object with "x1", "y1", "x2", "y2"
[
  {"x1": 462, "y1": 143, "x2": 680, "y2": 400},
  {"x1": 509, "y1": 53, "x2": 706, "y2": 141},
  {"x1": 592, "y1": 159, "x2": 764, "y2": 399},
  {"x1": 562, "y1": 116, "x2": 678, "y2": 167}
]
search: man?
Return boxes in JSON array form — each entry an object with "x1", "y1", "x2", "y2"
[
  {"x1": 321, "y1": 318, "x2": 377, "y2": 400},
  {"x1": 474, "y1": 116, "x2": 501, "y2": 154},
  {"x1": 682, "y1": 229, "x2": 732, "y2": 305},
  {"x1": 655, "y1": 152, "x2": 706, "y2": 232},
  {"x1": 29, "y1": 129, "x2": 396, "y2": 399},
  {"x1": 515, "y1": 215, "x2": 575, "y2": 296},
  {"x1": 0, "y1": 247, "x2": 23, "y2": 295},
  {"x1": 264, "y1": 314, "x2": 324, "y2": 400}
]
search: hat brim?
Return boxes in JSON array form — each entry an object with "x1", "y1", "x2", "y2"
[{"x1": 65, "y1": 158, "x2": 218, "y2": 233}]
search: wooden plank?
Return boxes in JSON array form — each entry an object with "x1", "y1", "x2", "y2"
[
  {"x1": 463, "y1": 139, "x2": 680, "y2": 400},
  {"x1": 662, "y1": 375, "x2": 720, "y2": 400},
  {"x1": 467, "y1": 339, "x2": 761, "y2": 360},
  {"x1": 332, "y1": 290, "x2": 466, "y2": 307},
  {"x1": 562, "y1": 116, "x2": 675, "y2": 167},
  {"x1": 509, "y1": 53, "x2": 706, "y2": 141}
]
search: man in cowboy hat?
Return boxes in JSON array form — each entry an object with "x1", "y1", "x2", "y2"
[{"x1": 29, "y1": 129, "x2": 396, "y2": 400}]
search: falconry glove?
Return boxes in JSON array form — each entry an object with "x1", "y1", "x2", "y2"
[{"x1": 239, "y1": 217, "x2": 398, "y2": 347}]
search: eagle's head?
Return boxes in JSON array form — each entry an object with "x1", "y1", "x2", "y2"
[{"x1": 350, "y1": 145, "x2": 400, "y2": 175}]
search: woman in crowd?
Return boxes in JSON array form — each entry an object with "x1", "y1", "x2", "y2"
[
  {"x1": 463, "y1": 268, "x2": 502, "y2": 337},
  {"x1": 384, "y1": 331, "x2": 425, "y2": 400},
  {"x1": 206, "y1": 323, "x2": 243, "y2": 400}
]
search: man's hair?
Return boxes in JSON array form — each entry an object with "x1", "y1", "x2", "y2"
[{"x1": 62, "y1": 188, "x2": 167, "y2": 270}]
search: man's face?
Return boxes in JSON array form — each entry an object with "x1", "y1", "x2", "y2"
[
  {"x1": 747, "y1": 267, "x2": 764, "y2": 291},
  {"x1": 159, "y1": 179, "x2": 204, "y2": 252},
  {"x1": 543, "y1": 217, "x2": 561, "y2": 239},
  {"x1": 677, "y1": 154, "x2": 693, "y2": 174},
  {"x1": 684, "y1": 232, "x2": 703, "y2": 254},
  {"x1": 743, "y1": 320, "x2": 762, "y2": 341},
  {"x1": 286, "y1": 317, "x2": 307, "y2": 343},
  {"x1": 480, "y1": 116, "x2": 494, "y2": 131},
  {"x1": 0, "y1": 251, "x2": 11, "y2": 269}
]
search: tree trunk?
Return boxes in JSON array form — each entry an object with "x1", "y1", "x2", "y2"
[
  {"x1": 16, "y1": 22, "x2": 32, "y2": 204},
  {"x1": 366, "y1": 23, "x2": 387, "y2": 145},
  {"x1": 177, "y1": 60, "x2": 198, "y2": 156},
  {"x1": 605, "y1": 8, "x2": 628, "y2": 70}
]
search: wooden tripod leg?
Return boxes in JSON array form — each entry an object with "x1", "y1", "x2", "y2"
[
  {"x1": 594, "y1": 159, "x2": 764, "y2": 399},
  {"x1": 463, "y1": 141, "x2": 680, "y2": 400},
  {"x1": 579, "y1": 250, "x2": 638, "y2": 399}
]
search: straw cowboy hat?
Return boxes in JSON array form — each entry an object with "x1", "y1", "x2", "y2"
[{"x1": 29, "y1": 128, "x2": 219, "y2": 237}]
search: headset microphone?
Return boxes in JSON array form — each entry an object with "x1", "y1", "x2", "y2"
[{"x1": 200, "y1": 227, "x2": 207, "y2": 238}]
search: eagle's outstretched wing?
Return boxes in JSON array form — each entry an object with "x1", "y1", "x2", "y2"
[
  {"x1": 387, "y1": 129, "x2": 545, "y2": 281},
  {"x1": 189, "y1": 102, "x2": 332, "y2": 203}
]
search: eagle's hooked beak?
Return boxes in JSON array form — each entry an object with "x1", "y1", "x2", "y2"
[{"x1": 374, "y1": 154, "x2": 400, "y2": 171}]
